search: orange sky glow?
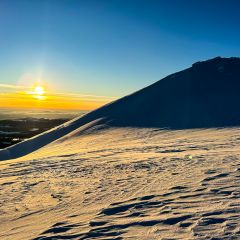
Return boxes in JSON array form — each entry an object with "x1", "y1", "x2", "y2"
[{"x1": 0, "y1": 84, "x2": 116, "y2": 111}]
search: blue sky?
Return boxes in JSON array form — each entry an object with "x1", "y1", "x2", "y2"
[{"x1": 0, "y1": 0, "x2": 240, "y2": 98}]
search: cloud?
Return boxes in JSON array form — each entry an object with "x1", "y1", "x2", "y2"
[
  {"x1": 0, "y1": 84, "x2": 26, "y2": 89},
  {"x1": 51, "y1": 92, "x2": 117, "y2": 102},
  {"x1": 0, "y1": 83, "x2": 117, "y2": 100}
]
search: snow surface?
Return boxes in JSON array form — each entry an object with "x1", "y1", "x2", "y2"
[{"x1": 1, "y1": 125, "x2": 240, "y2": 239}]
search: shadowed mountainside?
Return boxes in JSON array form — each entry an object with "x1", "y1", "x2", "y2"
[
  {"x1": 1, "y1": 57, "x2": 240, "y2": 160},
  {"x1": 92, "y1": 56, "x2": 240, "y2": 129}
]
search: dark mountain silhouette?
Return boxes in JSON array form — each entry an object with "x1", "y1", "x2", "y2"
[
  {"x1": 1, "y1": 57, "x2": 240, "y2": 160},
  {"x1": 81, "y1": 56, "x2": 240, "y2": 129}
]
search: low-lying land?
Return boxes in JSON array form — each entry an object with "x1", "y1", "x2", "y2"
[{"x1": 0, "y1": 118, "x2": 69, "y2": 149}]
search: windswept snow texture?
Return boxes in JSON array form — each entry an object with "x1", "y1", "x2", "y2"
[{"x1": 1, "y1": 126, "x2": 240, "y2": 240}]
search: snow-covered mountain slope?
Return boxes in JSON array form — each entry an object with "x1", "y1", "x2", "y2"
[
  {"x1": 1, "y1": 57, "x2": 240, "y2": 239},
  {"x1": 1, "y1": 57, "x2": 240, "y2": 160},
  {"x1": 0, "y1": 127, "x2": 240, "y2": 239},
  {"x1": 0, "y1": 117, "x2": 106, "y2": 160}
]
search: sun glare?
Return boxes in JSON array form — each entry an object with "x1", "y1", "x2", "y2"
[
  {"x1": 34, "y1": 86, "x2": 45, "y2": 95},
  {"x1": 26, "y1": 85, "x2": 47, "y2": 100}
]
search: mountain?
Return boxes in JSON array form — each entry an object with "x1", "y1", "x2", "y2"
[
  {"x1": 1, "y1": 57, "x2": 240, "y2": 240},
  {"x1": 88, "y1": 56, "x2": 240, "y2": 129},
  {"x1": 1, "y1": 57, "x2": 240, "y2": 160}
]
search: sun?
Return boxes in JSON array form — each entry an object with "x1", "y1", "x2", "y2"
[
  {"x1": 34, "y1": 86, "x2": 45, "y2": 95},
  {"x1": 29, "y1": 85, "x2": 46, "y2": 100}
]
